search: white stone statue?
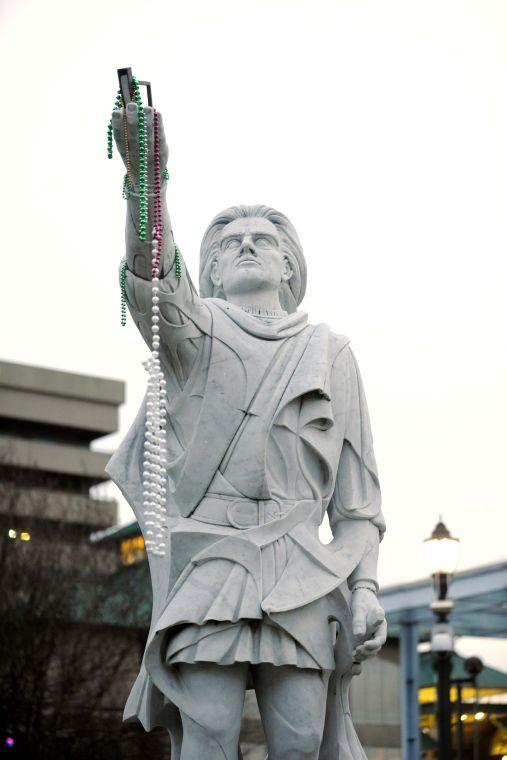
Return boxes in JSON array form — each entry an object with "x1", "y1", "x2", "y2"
[{"x1": 108, "y1": 103, "x2": 387, "y2": 760}]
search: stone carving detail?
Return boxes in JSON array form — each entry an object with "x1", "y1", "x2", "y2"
[{"x1": 108, "y1": 104, "x2": 387, "y2": 759}]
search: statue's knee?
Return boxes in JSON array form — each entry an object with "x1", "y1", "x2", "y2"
[
  {"x1": 205, "y1": 722, "x2": 237, "y2": 748},
  {"x1": 181, "y1": 710, "x2": 239, "y2": 757},
  {"x1": 269, "y1": 729, "x2": 322, "y2": 759}
]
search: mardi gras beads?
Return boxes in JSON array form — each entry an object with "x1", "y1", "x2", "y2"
[
  {"x1": 131, "y1": 76, "x2": 148, "y2": 242},
  {"x1": 119, "y1": 260, "x2": 128, "y2": 326},
  {"x1": 122, "y1": 109, "x2": 134, "y2": 199},
  {"x1": 107, "y1": 90, "x2": 123, "y2": 159},
  {"x1": 108, "y1": 77, "x2": 180, "y2": 557},
  {"x1": 174, "y1": 245, "x2": 182, "y2": 279},
  {"x1": 152, "y1": 110, "x2": 163, "y2": 275},
  {"x1": 122, "y1": 174, "x2": 131, "y2": 200},
  {"x1": 141, "y1": 107, "x2": 168, "y2": 557}
]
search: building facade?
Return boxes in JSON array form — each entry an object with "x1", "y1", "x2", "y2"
[{"x1": 0, "y1": 360, "x2": 169, "y2": 758}]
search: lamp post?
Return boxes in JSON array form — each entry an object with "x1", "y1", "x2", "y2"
[
  {"x1": 424, "y1": 518, "x2": 460, "y2": 760},
  {"x1": 453, "y1": 657, "x2": 484, "y2": 760}
]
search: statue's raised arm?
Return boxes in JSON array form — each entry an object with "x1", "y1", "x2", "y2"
[
  {"x1": 112, "y1": 104, "x2": 205, "y2": 386},
  {"x1": 112, "y1": 104, "x2": 174, "y2": 279}
]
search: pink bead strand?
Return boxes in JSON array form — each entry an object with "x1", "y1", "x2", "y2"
[{"x1": 152, "y1": 110, "x2": 163, "y2": 276}]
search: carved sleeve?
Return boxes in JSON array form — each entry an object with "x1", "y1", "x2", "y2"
[
  {"x1": 327, "y1": 346, "x2": 385, "y2": 590},
  {"x1": 125, "y1": 187, "x2": 174, "y2": 279},
  {"x1": 122, "y1": 243, "x2": 211, "y2": 391}
]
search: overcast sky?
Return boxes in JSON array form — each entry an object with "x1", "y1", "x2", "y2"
[{"x1": 1, "y1": 0, "x2": 506, "y2": 661}]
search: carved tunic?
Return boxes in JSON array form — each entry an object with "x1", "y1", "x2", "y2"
[{"x1": 164, "y1": 329, "x2": 340, "y2": 670}]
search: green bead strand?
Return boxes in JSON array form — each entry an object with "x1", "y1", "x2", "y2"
[
  {"x1": 107, "y1": 122, "x2": 113, "y2": 159},
  {"x1": 122, "y1": 173, "x2": 133, "y2": 200},
  {"x1": 119, "y1": 260, "x2": 128, "y2": 326},
  {"x1": 131, "y1": 76, "x2": 148, "y2": 241},
  {"x1": 162, "y1": 167, "x2": 170, "y2": 180},
  {"x1": 174, "y1": 245, "x2": 182, "y2": 279},
  {"x1": 107, "y1": 89, "x2": 123, "y2": 159}
]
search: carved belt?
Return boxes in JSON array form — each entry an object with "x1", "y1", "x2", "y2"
[{"x1": 191, "y1": 494, "x2": 297, "y2": 529}]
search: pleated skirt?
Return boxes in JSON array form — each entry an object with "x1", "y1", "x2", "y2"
[{"x1": 163, "y1": 533, "x2": 336, "y2": 670}]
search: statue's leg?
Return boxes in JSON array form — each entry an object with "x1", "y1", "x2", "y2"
[
  {"x1": 175, "y1": 661, "x2": 248, "y2": 760},
  {"x1": 253, "y1": 664, "x2": 330, "y2": 760},
  {"x1": 158, "y1": 702, "x2": 183, "y2": 759}
]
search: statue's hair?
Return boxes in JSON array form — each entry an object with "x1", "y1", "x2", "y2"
[{"x1": 199, "y1": 205, "x2": 307, "y2": 313}]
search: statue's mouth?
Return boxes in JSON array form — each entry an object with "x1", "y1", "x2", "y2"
[{"x1": 237, "y1": 258, "x2": 260, "y2": 267}]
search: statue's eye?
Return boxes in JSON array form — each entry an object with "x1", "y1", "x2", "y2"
[
  {"x1": 255, "y1": 236, "x2": 272, "y2": 248},
  {"x1": 224, "y1": 238, "x2": 240, "y2": 250}
]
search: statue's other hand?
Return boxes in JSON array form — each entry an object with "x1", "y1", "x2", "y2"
[
  {"x1": 351, "y1": 589, "x2": 387, "y2": 662},
  {"x1": 111, "y1": 104, "x2": 169, "y2": 184}
]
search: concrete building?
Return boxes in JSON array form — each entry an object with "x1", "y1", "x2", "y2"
[
  {"x1": 0, "y1": 360, "x2": 168, "y2": 758},
  {"x1": 0, "y1": 359, "x2": 122, "y2": 531}
]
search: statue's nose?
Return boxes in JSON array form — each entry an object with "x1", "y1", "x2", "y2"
[{"x1": 239, "y1": 235, "x2": 256, "y2": 256}]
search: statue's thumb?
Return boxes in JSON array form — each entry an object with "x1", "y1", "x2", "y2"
[{"x1": 367, "y1": 608, "x2": 385, "y2": 631}]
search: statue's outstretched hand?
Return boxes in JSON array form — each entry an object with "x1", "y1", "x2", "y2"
[
  {"x1": 351, "y1": 589, "x2": 387, "y2": 662},
  {"x1": 111, "y1": 103, "x2": 169, "y2": 188}
]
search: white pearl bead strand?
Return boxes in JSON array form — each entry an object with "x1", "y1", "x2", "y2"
[{"x1": 142, "y1": 229, "x2": 168, "y2": 557}]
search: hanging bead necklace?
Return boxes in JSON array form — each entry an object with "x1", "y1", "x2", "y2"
[
  {"x1": 174, "y1": 245, "x2": 182, "y2": 278},
  {"x1": 131, "y1": 76, "x2": 148, "y2": 241},
  {"x1": 122, "y1": 109, "x2": 134, "y2": 199},
  {"x1": 141, "y1": 107, "x2": 168, "y2": 557},
  {"x1": 152, "y1": 110, "x2": 163, "y2": 275},
  {"x1": 119, "y1": 260, "x2": 128, "y2": 326},
  {"x1": 108, "y1": 90, "x2": 123, "y2": 159},
  {"x1": 108, "y1": 74, "x2": 183, "y2": 557}
]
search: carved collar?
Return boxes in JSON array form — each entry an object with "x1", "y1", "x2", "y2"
[
  {"x1": 208, "y1": 298, "x2": 308, "y2": 340},
  {"x1": 240, "y1": 305, "x2": 287, "y2": 318}
]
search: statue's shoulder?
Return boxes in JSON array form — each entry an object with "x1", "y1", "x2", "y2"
[
  {"x1": 303, "y1": 320, "x2": 351, "y2": 371},
  {"x1": 325, "y1": 326, "x2": 351, "y2": 363}
]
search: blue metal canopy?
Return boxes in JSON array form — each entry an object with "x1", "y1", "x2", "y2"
[
  {"x1": 378, "y1": 562, "x2": 507, "y2": 760},
  {"x1": 380, "y1": 561, "x2": 507, "y2": 638}
]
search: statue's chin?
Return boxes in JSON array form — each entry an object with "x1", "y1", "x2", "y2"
[{"x1": 225, "y1": 270, "x2": 279, "y2": 296}]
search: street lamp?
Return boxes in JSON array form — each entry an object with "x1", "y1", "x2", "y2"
[{"x1": 424, "y1": 518, "x2": 460, "y2": 760}]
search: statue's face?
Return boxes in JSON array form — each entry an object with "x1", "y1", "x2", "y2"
[{"x1": 210, "y1": 217, "x2": 292, "y2": 298}]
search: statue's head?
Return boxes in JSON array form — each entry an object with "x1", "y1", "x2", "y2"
[{"x1": 199, "y1": 205, "x2": 307, "y2": 313}]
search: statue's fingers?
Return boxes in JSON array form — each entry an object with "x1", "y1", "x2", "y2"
[
  {"x1": 144, "y1": 106, "x2": 154, "y2": 128},
  {"x1": 126, "y1": 101, "x2": 138, "y2": 123},
  {"x1": 112, "y1": 109, "x2": 126, "y2": 159},
  {"x1": 355, "y1": 640, "x2": 381, "y2": 660},
  {"x1": 144, "y1": 107, "x2": 155, "y2": 159},
  {"x1": 157, "y1": 110, "x2": 166, "y2": 140},
  {"x1": 353, "y1": 646, "x2": 370, "y2": 662},
  {"x1": 352, "y1": 611, "x2": 367, "y2": 638},
  {"x1": 126, "y1": 102, "x2": 140, "y2": 147},
  {"x1": 362, "y1": 649, "x2": 380, "y2": 660},
  {"x1": 368, "y1": 620, "x2": 387, "y2": 650},
  {"x1": 157, "y1": 111, "x2": 169, "y2": 166},
  {"x1": 367, "y1": 606, "x2": 386, "y2": 632},
  {"x1": 122, "y1": 102, "x2": 140, "y2": 169}
]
